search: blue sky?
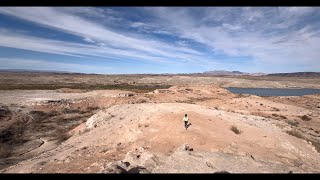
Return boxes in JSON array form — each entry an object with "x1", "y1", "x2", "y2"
[{"x1": 0, "y1": 7, "x2": 319, "y2": 74}]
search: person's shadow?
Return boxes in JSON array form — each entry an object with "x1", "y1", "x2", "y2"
[{"x1": 186, "y1": 123, "x2": 192, "y2": 130}]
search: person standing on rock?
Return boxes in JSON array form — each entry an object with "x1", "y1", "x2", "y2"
[{"x1": 183, "y1": 114, "x2": 189, "y2": 130}]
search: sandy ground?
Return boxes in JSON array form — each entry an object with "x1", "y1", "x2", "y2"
[{"x1": 1, "y1": 82, "x2": 320, "y2": 173}]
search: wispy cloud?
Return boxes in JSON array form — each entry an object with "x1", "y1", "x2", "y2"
[
  {"x1": 0, "y1": 31, "x2": 175, "y2": 63},
  {"x1": 0, "y1": 7, "x2": 319, "y2": 73},
  {"x1": 0, "y1": 7, "x2": 203, "y2": 60},
  {"x1": 145, "y1": 7, "x2": 320, "y2": 71},
  {"x1": 0, "y1": 58, "x2": 111, "y2": 73}
]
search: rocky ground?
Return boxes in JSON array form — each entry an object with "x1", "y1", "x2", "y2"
[{"x1": 0, "y1": 75, "x2": 320, "y2": 173}]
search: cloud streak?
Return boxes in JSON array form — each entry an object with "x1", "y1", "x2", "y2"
[
  {"x1": 146, "y1": 7, "x2": 320, "y2": 71},
  {"x1": 0, "y1": 7, "x2": 319, "y2": 73},
  {"x1": 0, "y1": 7, "x2": 203, "y2": 60},
  {"x1": 0, "y1": 31, "x2": 176, "y2": 63},
  {"x1": 0, "y1": 58, "x2": 112, "y2": 74}
]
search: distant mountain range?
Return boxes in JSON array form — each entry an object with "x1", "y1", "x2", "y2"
[
  {"x1": 202, "y1": 70, "x2": 320, "y2": 77},
  {"x1": 267, "y1": 72, "x2": 320, "y2": 77},
  {"x1": 202, "y1": 70, "x2": 266, "y2": 76},
  {"x1": 203, "y1": 70, "x2": 246, "y2": 75}
]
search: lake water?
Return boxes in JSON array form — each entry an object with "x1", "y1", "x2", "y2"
[{"x1": 226, "y1": 87, "x2": 320, "y2": 96}]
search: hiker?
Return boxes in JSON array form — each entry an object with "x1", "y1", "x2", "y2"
[{"x1": 183, "y1": 114, "x2": 189, "y2": 130}]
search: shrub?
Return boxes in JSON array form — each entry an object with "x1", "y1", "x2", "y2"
[
  {"x1": 286, "y1": 120, "x2": 299, "y2": 127},
  {"x1": 286, "y1": 130, "x2": 303, "y2": 139},
  {"x1": 230, "y1": 125, "x2": 241, "y2": 134},
  {"x1": 272, "y1": 107, "x2": 280, "y2": 111},
  {"x1": 300, "y1": 115, "x2": 311, "y2": 121},
  {"x1": 279, "y1": 115, "x2": 287, "y2": 119}
]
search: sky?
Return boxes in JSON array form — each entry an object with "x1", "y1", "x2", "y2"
[{"x1": 0, "y1": 7, "x2": 319, "y2": 74}]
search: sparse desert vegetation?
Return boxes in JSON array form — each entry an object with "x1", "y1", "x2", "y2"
[
  {"x1": 300, "y1": 115, "x2": 312, "y2": 121},
  {"x1": 286, "y1": 120, "x2": 299, "y2": 127},
  {"x1": 230, "y1": 125, "x2": 241, "y2": 134},
  {"x1": 286, "y1": 130, "x2": 304, "y2": 139}
]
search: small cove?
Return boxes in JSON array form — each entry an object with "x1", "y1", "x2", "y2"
[{"x1": 226, "y1": 88, "x2": 320, "y2": 96}]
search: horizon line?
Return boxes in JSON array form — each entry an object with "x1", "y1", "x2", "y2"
[{"x1": 1, "y1": 68, "x2": 320, "y2": 75}]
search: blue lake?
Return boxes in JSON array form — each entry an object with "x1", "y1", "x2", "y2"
[{"x1": 226, "y1": 88, "x2": 320, "y2": 96}]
